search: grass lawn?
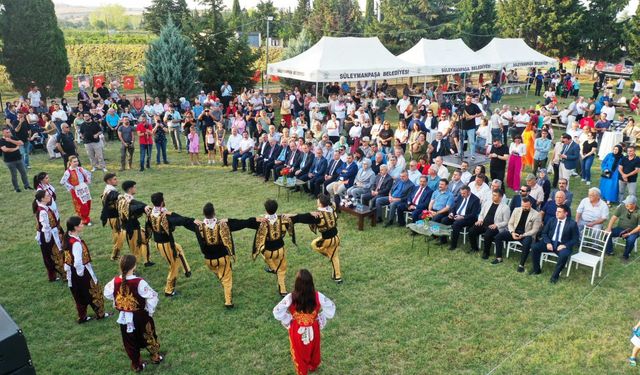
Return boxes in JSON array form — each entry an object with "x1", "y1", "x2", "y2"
[{"x1": 0, "y1": 92, "x2": 639, "y2": 375}]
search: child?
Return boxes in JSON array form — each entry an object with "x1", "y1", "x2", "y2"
[
  {"x1": 188, "y1": 127, "x2": 200, "y2": 165},
  {"x1": 215, "y1": 122, "x2": 226, "y2": 162},
  {"x1": 273, "y1": 269, "x2": 335, "y2": 375},
  {"x1": 630, "y1": 321, "x2": 640, "y2": 366},
  {"x1": 205, "y1": 126, "x2": 216, "y2": 165}
]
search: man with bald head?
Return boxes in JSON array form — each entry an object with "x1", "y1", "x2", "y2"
[{"x1": 540, "y1": 190, "x2": 572, "y2": 226}]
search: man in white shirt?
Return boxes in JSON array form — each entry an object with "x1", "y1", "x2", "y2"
[
  {"x1": 396, "y1": 94, "x2": 411, "y2": 121},
  {"x1": 223, "y1": 127, "x2": 242, "y2": 167},
  {"x1": 526, "y1": 174, "x2": 544, "y2": 208},
  {"x1": 469, "y1": 173, "x2": 492, "y2": 205},
  {"x1": 433, "y1": 156, "x2": 450, "y2": 179},
  {"x1": 27, "y1": 86, "x2": 41, "y2": 108},
  {"x1": 575, "y1": 187, "x2": 609, "y2": 231},
  {"x1": 51, "y1": 104, "x2": 68, "y2": 127},
  {"x1": 460, "y1": 161, "x2": 472, "y2": 185},
  {"x1": 407, "y1": 160, "x2": 421, "y2": 185},
  {"x1": 601, "y1": 100, "x2": 616, "y2": 122},
  {"x1": 152, "y1": 97, "x2": 164, "y2": 117},
  {"x1": 232, "y1": 131, "x2": 255, "y2": 172},
  {"x1": 513, "y1": 108, "x2": 530, "y2": 136}
]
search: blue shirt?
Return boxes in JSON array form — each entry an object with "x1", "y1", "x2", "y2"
[
  {"x1": 426, "y1": 176, "x2": 439, "y2": 191},
  {"x1": 392, "y1": 181, "x2": 406, "y2": 198},
  {"x1": 534, "y1": 138, "x2": 552, "y2": 161},
  {"x1": 193, "y1": 104, "x2": 204, "y2": 119},
  {"x1": 430, "y1": 190, "x2": 454, "y2": 211}
]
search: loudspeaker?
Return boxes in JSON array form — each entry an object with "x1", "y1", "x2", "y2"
[{"x1": 0, "y1": 304, "x2": 35, "y2": 375}]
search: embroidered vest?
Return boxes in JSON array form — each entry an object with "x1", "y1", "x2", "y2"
[
  {"x1": 113, "y1": 276, "x2": 145, "y2": 312},
  {"x1": 64, "y1": 237, "x2": 92, "y2": 267}
]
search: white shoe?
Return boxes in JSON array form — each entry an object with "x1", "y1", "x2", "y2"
[
  {"x1": 91, "y1": 167, "x2": 96, "y2": 172},
  {"x1": 586, "y1": 181, "x2": 591, "y2": 185},
  {"x1": 102, "y1": 168, "x2": 108, "y2": 172}
]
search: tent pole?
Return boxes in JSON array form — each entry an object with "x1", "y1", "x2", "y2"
[{"x1": 315, "y1": 81, "x2": 318, "y2": 98}]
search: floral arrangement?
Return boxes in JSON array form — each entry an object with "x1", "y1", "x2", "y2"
[{"x1": 280, "y1": 167, "x2": 292, "y2": 184}]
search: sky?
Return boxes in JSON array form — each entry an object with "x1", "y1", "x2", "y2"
[{"x1": 54, "y1": 0, "x2": 638, "y2": 14}]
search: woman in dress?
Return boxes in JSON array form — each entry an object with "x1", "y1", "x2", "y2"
[
  {"x1": 580, "y1": 131, "x2": 598, "y2": 185},
  {"x1": 63, "y1": 216, "x2": 109, "y2": 323},
  {"x1": 280, "y1": 96, "x2": 292, "y2": 127},
  {"x1": 60, "y1": 155, "x2": 93, "y2": 225},
  {"x1": 394, "y1": 120, "x2": 409, "y2": 152},
  {"x1": 506, "y1": 135, "x2": 526, "y2": 191},
  {"x1": 34, "y1": 171, "x2": 60, "y2": 218},
  {"x1": 600, "y1": 144, "x2": 624, "y2": 204},
  {"x1": 273, "y1": 269, "x2": 335, "y2": 375},
  {"x1": 522, "y1": 122, "x2": 536, "y2": 169},
  {"x1": 104, "y1": 255, "x2": 163, "y2": 373},
  {"x1": 33, "y1": 190, "x2": 65, "y2": 282}
]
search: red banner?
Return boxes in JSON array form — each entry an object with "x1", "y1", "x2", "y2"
[
  {"x1": 614, "y1": 64, "x2": 623, "y2": 73},
  {"x1": 93, "y1": 75, "x2": 106, "y2": 88},
  {"x1": 270, "y1": 75, "x2": 280, "y2": 82},
  {"x1": 251, "y1": 70, "x2": 261, "y2": 83},
  {"x1": 64, "y1": 76, "x2": 73, "y2": 92},
  {"x1": 578, "y1": 58, "x2": 587, "y2": 67},
  {"x1": 560, "y1": 56, "x2": 570, "y2": 64},
  {"x1": 595, "y1": 61, "x2": 605, "y2": 70},
  {"x1": 123, "y1": 75, "x2": 135, "y2": 90}
]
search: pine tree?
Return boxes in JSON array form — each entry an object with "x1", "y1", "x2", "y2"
[
  {"x1": 143, "y1": 17, "x2": 199, "y2": 100},
  {"x1": 626, "y1": 4, "x2": 640, "y2": 62},
  {"x1": 143, "y1": 0, "x2": 191, "y2": 34},
  {"x1": 364, "y1": 0, "x2": 375, "y2": 25},
  {"x1": 251, "y1": 0, "x2": 278, "y2": 39},
  {"x1": 292, "y1": 0, "x2": 311, "y2": 35},
  {"x1": 305, "y1": 0, "x2": 362, "y2": 43},
  {"x1": 229, "y1": 0, "x2": 242, "y2": 32},
  {"x1": 581, "y1": 0, "x2": 628, "y2": 61},
  {"x1": 456, "y1": 0, "x2": 496, "y2": 50},
  {"x1": 0, "y1": 0, "x2": 69, "y2": 97},
  {"x1": 280, "y1": 28, "x2": 314, "y2": 88}
]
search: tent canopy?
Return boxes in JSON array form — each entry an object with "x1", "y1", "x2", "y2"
[
  {"x1": 474, "y1": 38, "x2": 556, "y2": 70},
  {"x1": 267, "y1": 36, "x2": 423, "y2": 83},
  {"x1": 397, "y1": 38, "x2": 484, "y2": 75}
]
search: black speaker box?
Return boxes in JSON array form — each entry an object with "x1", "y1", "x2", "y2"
[{"x1": 0, "y1": 304, "x2": 35, "y2": 375}]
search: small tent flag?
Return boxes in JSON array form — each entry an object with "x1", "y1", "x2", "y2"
[{"x1": 64, "y1": 76, "x2": 73, "y2": 92}]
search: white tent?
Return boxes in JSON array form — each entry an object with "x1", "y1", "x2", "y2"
[
  {"x1": 266, "y1": 36, "x2": 423, "y2": 83},
  {"x1": 474, "y1": 38, "x2": 556, "y2": 70},
  {"x1": 397, "y1": 38, "x2": 485, "y2": 75}
]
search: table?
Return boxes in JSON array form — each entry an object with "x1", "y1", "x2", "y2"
[
  {"x1": 274, "y1": 177, "x2": 306, "y2": 201},
  {"x1": 598, "y1": 131, "x2": 624, "y2": 160},
  {"x1": 407, "y1": 222, "x2": 452, "y2": 255},
  {"x1": 339, "y1": 205, "x2": 376, "y2": 231}
]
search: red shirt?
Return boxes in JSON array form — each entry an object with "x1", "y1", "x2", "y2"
[
  {"x1": 136, "y1": 122, "x2": 153, "y2": 145},
  {"x1": 579, "y1": 117, "x2": 595, "y2": 129}
]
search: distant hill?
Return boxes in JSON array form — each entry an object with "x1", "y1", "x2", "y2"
[{"x1": 54, "y1": 2, "x2": 144, "y2": 22}]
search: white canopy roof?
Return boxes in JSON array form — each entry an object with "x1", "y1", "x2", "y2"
[
  {"x1": 474, "y1": 38, "x2": 556, "y2": 70},
  {"x1": 397, "y1": 38, "x2": 485, "y2": 75},
  {"x1": 267, "y1": 36, "x2": 423, "y2": 83}
]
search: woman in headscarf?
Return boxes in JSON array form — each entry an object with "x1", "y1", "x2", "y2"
[
  {"x1": 599, "y1": 144, "x2": 624, "y2": 204},
  {"x1": 536, "y1": 168, "x2": 551, "y2": 203}
]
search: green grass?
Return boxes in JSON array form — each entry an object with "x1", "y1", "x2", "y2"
[{"x1": 0, "y1": 94, "x2": 638, "y2": 375}]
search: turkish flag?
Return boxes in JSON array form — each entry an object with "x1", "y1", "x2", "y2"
[
  {"x1": 64, "y1": 76, "x2": 73, "y2": 92},
  {"x1": 123, "y1": 75, "x2": 135, "y2": 90},
  {"x1": 614, "y1": 64, "x2": 623, "y2": 73},
  {"x1": 270, "y1": 75, "x2": 280, "y2": 82},
  {"x1": 251, "y1": 69, "x2": 261, "y2": 82},
  {"x1": 578, "y1": 58, "x2": 587, "y2": 67},
  {"x1": 93, "y1": 75, "x2": 105, "y2": 88},
  {"x1": 560, "y1": 56, "x2": 570, "y2": 64},
  {"x1": 595, "y1": 61, "x2": 605, "y2": 71}
]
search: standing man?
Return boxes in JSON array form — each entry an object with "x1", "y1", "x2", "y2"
[
  {"x1": 147, "y1": 192, "x2": 192, "y2": 297},
  {"x1": 533, "y1": 128, "x2": 552, "y2": 174},
  {"x1": 0, "y1": 126, "x2": 32, "y2": 192},
  {"x1": 56, "y1": 123, "x2": 79, "y2": 170},
  {"x1": 117, "y1": 181, "x2": 154, "y2": 267},
  {"x1": 79, "y1": 112, "x2": 107, "y2": 172},
  {"x1": 558, "y1": 133, "x2": 579, "y2": 187},
  {"x1": 618, "y1": 145, "x2": 640, "y2": 202},
  {"x1": 137, "y1": 115, "x2": 154, "y2": 171},
  {"x1": 488, "y1": 138, "x2": 509, "y2": 187},
  {"x1": 530, "y1": 204, "x2": 579, "y2": 284},
  {"x1": 10, "y1": 112, "x2": 31, "y2": 169},
  {"x1": 117, "y1": 117, "x2": 135, "y2": 171},
  {"x1": 220, "y1": 81, "x2": 233, "y2": 110},
  {"x1": 100, "y1": 173, "x2": 124, "y2": 261},
  {"x1": 461, "y1": 94, "x2": 483, "y2": 157}
]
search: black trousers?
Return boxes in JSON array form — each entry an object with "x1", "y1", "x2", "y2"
[
  {"x1": 468, "y1": 224, "x2": 500, "y2": 255},
  {"x1": 493, "y1": 230, "x2": 533, "y2": 260},
  {"x1": 439, "y1": 216, "x2": 475, "y2": 248},
  {"x1": 552, "y1": 163, "x2": 559, "y2": 188},
  {"x1": 490, "y1": 168, "x2": 505, "y2": 188}
]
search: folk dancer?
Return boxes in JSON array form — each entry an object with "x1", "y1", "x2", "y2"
[
  {"x1": 60, "y1": 155, "x2": 93, "y2": 225},
  {"x1": 104, "y1": 255, "x2": 164, "y2": 372},
  {"x1": 33, "y1": 190, "x2": 65, "y2": 281},
  {"x1": 273, "y1": 269, "x2": 336, "y2": 375},
  {"x1": 289, "y1": 194, "x2": 343, "y2": 283},
  {"x1": 117, "y1": 180, "x2": 154, "y2": 267},
  {"x1": 146, "y1": 192, "x2": 192, "y2": 297},
  {"x1": 63, "y1": 216, "x2": 110, "y2": 323},
  {"x1": 34, "y1": 171, "x2": 60, "y2": 219},
  {"x1": 101, "y1": 173, "x2": 125, "y2": 260}
]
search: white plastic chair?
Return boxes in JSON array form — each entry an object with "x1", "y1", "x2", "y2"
[
  {"x1": 614, "y1": 237, "x2": 638, "y2": 253},
  {"x1": 505, "y1": 241, "x2": 523, "y2": 259},
  {"x1": 566, "y1": 227, "x2": 611, "y2": 285}
]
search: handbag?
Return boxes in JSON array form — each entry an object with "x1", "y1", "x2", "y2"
[{"x1": 601, "y1": 170, "x2": 611, "y2": 179}]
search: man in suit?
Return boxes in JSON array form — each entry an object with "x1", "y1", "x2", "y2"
[
  {"x1": 311, "y1": 150, "x2": 343, "y2": 196},
  {"x1": 302, "y1": 148, "x2": 327, "y2": 193},
  {"x1": 468, "y1": 190, "x2": 511, "y2": 257},
  {"x1": 326, "y1": 153, "x2": 358, "y2": 203},
  {"x1": 427, "y1": 131, "x2": 451, "y2": 162},
  {"x1": 440, "y1": 186, "x2": 481, "y2": 249},
  {"x1": 273, "y1": 140, "x2": 300, "y2": 181},
  {"x1": 492, "y1": 197, "x2": 541, "y2": 266},
  {"x1": 530, "y1": 204, "x2": 579, "y2": 283},
  {"x1": 376, "y1": 170, "x2": 414, "y2": 226},
  {"x1": 263, "y1": 138, "x2": 289, "y2": 182},
  {"x1": 291, "y1": 143, "x2": 314, "y2": 184},
  {"x1": 251, "y1": 133, "x2": 271, "y2": 174},
  {"x1": 361, "y1": 164, "x2": 393, "y2": 209},
  {"x1": 396, "y1": 175, "x2": 433, "y2": 226},
  {"x1": 448, "y1": 170, "x2": 465, "y2": 201},
  {"x1": 558, "y1": 133, "x2": 580, "y2": 187}
]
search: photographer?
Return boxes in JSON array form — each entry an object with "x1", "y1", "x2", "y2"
[
  {"x1": 117, "y1": 117, "x2": 135, "y2": 171},
  {"x1": 152, "y1": 115, "x2": 169, "y2": 165}
]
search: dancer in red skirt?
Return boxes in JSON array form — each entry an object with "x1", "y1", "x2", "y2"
[
  {"x1": 63, "y1": 216, "x2": 110, "y2": 323},
  {"x1": 273, "y1": 269, "x2": 335, "y2": 375},
  {"x1": 60, "y1": 156, "x2": 93, "y2": 225},
  {"x1": 33, "y1": 190, "x2": 65, "y2": 281},
  {"x1": 104, "y1": 255, "x2": 164, "y2": 372}
]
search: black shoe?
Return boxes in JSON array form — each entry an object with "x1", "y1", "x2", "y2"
[
  {"x1": 144, "y1": 261, "x2": 155, "y2": 267},
  {"x1": 517, "y1": 265, "x2": 525, "y2": 273},
  {"x1": 77, "y1": 316, "x2": 92, "y2": 324},
  {"x1": 185, "y1": 271, "x2": 192, "y2": 278},
  {"x1": 384, "y1": 221, "x2": 393, "y2": 227},
  {"x1": 279, "y1": 292, "x2": 288, "y2": 297},
  {"x1": 25, "y1": 186, "x2": 33, "y2": 190},
  {"x1": 15, "y1": 188, "x2": 21, "y2": 193},
  {"x1": 449, "y1": 246, "x2": 456, "y2": 251},
  {"x1": 549, "y1": 277, "x2": 558, "y2": 284},
  {"x1": 332, "y1": 277, "x2": 343, "y2": 284},
  {"x1": 140, "y1": 167, "x2": 145, "y2": 172},
  {"x1": 481, "y1": 254, "x2": 489, "y2": 260},
  {"x1": 97, "y1": 312, "x2": 111, "y2": 320},
  {"x1": 225, "y1": 304, "x2": 235, "y2": 309},
  {"x1": 622, "y1": 256, "x2": 630, "y2": 264},
  {"x1": 264, "y1": 266, "x2": 276, "y2": 274},
  {"x1": 165, "y1": 291, "x2": 176, "y2": 297},
  {"x1": 163, "y1": 161, "x2": 169, "y2": 164},
  {"x1": 146, "y1": 164, "x2": 150, "y2": 169},
  {"x1": 606, "y1": 252, "x2": 614, "y2": 256},
  {"x1": 528, "y1": 270, "x2": 541, "y2": 275},
  {"x1": 491, "y1": 258, "x2": 503, "y2": 265},
  {"x1": 377, "y1": 218, "x2": 383, "y2": 223}
]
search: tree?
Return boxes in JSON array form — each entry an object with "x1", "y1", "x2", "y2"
[
  {"x1": 250, "y1": 0, "x2": 279, "y2": 39},
  {"x1": 279, "y1": 28, "x2": 314, "y2": 89},
  {"x1": 0, "y1": 0, "x2": 69, "y2": 97},
  {"x1": 88, "y1": 4, "x2": 131, "y2": 30},
  {"x1": 364, "y1": 0, "x2": 375, "y2": 25},
  {"x1": 143, "y1": 17, "x2": 200, "y2": 100},
  {"x1": 292, "y1": 0, "x2": 311, "y2": 35},
  {"x1": 580, "y1": 0, "x2": 628, "y2": 61},
  {"x1": 626, "y1": 4, "x2": 640, "y2": 62},
  {"x1": 142, "y1": 0, "x2": 191, "y2": 34},
  {"x1": 305, "y1": 0, "x2": 362, "y2": 43},
  {"x1": 496, "y1": 0, "x2": 585, "y2": 58},
  {"x1": 228, "y1": 0, "x2": 242, "y2": 32},
  {"x1": 277, "y1": 8, "x2": 298, "y2": 42},
  {"x1": 456, "y1": 0, "x2": 495, "y2": 50}
]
